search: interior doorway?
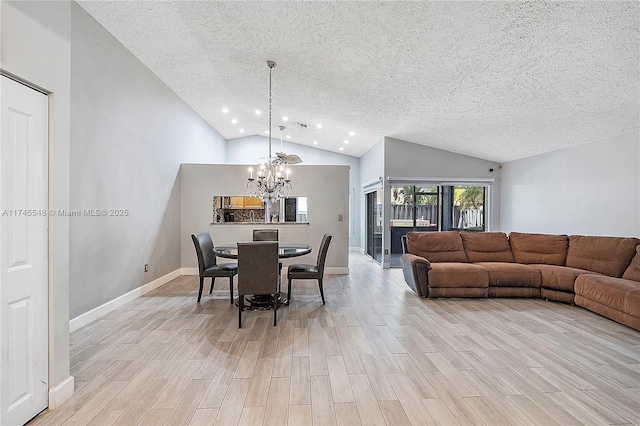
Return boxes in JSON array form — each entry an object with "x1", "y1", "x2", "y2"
[
  {"x1": 365, "y1": 189, "x2": 383, "y2": 263},
  {"x1": 1, "y1": 75, "x2": 49, "y2": 425}
]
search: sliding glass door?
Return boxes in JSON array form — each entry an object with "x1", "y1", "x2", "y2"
[
  {"x1": 366, "y1": 189, "x2": 383, "y2": 263},
  {"x1": 389, "y1": 184, "x2": 487, "y2": 267},
  {"x1": 389, "y1": 185, "x2": 439, "y2": 267}
]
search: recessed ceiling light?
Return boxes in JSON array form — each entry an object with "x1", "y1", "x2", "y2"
[
  {"x1": 344, "y1": 140, "x2": 349, "y2": 144},
  {"x1": 222, "y1": 108, "x2": 229, "y2": 114},
  {"x1": 265, "y1": 130, "x2": 270, "y2": 134},
  {"x1": 349, "y1": 131, "x2": 355, "y2": 136},
  {"x1": 316, "y1": 124, "x2": 322, "y2": 129},
  {"x1": 313, "y1": 141, "x2": 318, "y2": 145},
  {"x1": 282, "y1": 116, "x2": 289, "y2": 121},
  {"x1": 256, "y1": 110, "x2": 262, "y2": 115},
  {"x1": 286, "y1": 135, "x2": 291, "y2": 139},
  {"x1": 231, "y1": 119, "x2": 238, "y2": 124},
  {"x1": 239, "y1": 129, "x2": 244, "y2": 133},
  {"x1": 339, "y1": 147, "x2": 344, "y2": 151}
]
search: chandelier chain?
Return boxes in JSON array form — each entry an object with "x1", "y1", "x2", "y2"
[
  {"x1": 247, "y1": 60, "x2": 294, "y2": 207},
  {"x1": 268, "y1": 63, "x2": 272, "y2": 159}
]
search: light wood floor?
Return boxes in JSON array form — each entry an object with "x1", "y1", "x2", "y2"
[{"x1": 32, "y1": 252, "x2": 640, "y2": 426}]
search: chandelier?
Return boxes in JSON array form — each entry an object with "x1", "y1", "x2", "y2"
[{"x1": 247, "y1": 60, "x2": 301, "y2": 205}]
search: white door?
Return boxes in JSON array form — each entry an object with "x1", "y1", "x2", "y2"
[{"x1": 0, "y1": 76, "x2": 49, "y2": 425}]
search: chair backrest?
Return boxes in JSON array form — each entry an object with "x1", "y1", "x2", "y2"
[
  {"x1": 253, "y1": 229, "x2": 279, "y2": 241},
  {"x1": 191, "y1": 233, "x2": 217, "y2": 276},
  {"x1": 316, "y1": 233, "x2": 332, "y2": 274},
  {"x1": 238, "y1": 242, "x2": 279, "y2": 295}
]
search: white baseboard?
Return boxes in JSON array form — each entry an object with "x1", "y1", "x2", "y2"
[
  {"x1": 182, "y1": 267, "x2": 198, "y2": 275},
  {"x1": 69, "y1": 268, "x2": 182, "y2": 333},
  {"x1": 48, "y1": 375, "x2": 74, "y2": 409}
]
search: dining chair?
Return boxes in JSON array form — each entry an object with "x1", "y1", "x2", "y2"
[
  {"x1": 287, "y1": 233, "x2": 332, "y2": 305},
  {"x1": 253, "y1": 228, "x2": 283, "y2": 277},
  {"x1": 191, "y1": 233, "x2": 238, "y2": 304},
  {"x1": 237, "y1": 241, "x2": 280, "y2": 328},
  {"x1": 253, "y1": 229, "x2": 279, "y2": 241}
]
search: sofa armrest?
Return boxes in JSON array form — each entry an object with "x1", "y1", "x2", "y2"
[{"x1": 401, "y1": 253, "x2": 431, "y2": 297}]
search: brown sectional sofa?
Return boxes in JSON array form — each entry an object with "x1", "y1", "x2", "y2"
[{"x1": 401, "y1": 231, "x2": 640, "y2": 331}]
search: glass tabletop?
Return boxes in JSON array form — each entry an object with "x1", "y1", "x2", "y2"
[{"x1": 214, "y1": 242, "x2": 311, "y2": 259}]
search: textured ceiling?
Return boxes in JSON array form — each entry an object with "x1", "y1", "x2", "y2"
[{"x1": 78, "y1": 1, "x2": 639, "y2": 162}]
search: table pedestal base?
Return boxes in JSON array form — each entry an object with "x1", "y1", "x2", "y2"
[{"x1": 238, "y1": 293, "x2": 287, "y2": 310}]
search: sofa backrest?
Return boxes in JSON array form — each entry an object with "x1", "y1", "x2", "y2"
[
  {"x1": 509, "y1": 232, "x2": 568, "y2": 265},
  {"x1": 406, "y1": 231, "x2": 467, "y2": 263},
  {"x1": 622, "y1": 245, "x2": 640, "y2": 282},
  {"x1": 460, "y1": 232, "x2": 514, "y2": 262},
  {"x1": 566, "y1": 235, "x2": 640, "y2": 278}
]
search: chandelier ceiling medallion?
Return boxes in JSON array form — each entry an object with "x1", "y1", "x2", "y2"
[{"x1": 247, "y1": 60, "x2": 302, "y2": 205}]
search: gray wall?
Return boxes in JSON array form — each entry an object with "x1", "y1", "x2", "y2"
[
  {"x1": 1, "y1": 0, "x2": 72, "y2": 394},
  {"x1": 180, "y1": 164, "x2": 350, "y2": 272},
  {"x1": 226, "y1": 135, "x2": 361, "y2": 248},
  {"x1": 68, "y1": 3, "x2": 226, "y2": 318},
  {"x1": 500, "y1": 132, "x2": 640, "y2": 237},
  {"x1": 382, "y1": 137, "x2": 500, "y2": 267}
]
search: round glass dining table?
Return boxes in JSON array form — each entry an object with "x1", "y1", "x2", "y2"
[
  {"x1": 213, "y1": 242, "x2": 312, "y2": 308},
  {"x1": 213, "y1": 242, "x2": 311, "y2": 259}
]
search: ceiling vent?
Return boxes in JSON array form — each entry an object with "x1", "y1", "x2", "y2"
[{"x1": 295, "y1": 121, "x2": 314, "y2": 130}]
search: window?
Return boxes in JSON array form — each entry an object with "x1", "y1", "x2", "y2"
[{"x1": 442, "y1": 185, "x2": 485, "y2": 232}]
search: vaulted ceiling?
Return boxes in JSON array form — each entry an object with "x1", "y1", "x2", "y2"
[{"x1": 78, "y1": 1, "x2": 639, "y2": 162}]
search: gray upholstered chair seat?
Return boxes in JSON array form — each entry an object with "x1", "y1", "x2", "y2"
[
  {"x1": 287, "y1": 264, "x2": 319, "y2": 277},
  {"x1": 204, "y1": 264, "x2": 238, "y2": 276}
]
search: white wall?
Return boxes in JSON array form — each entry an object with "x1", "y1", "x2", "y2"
[
  {"x1": 226, "y1": 135, "x2": 361, "y2": 248},
  {"x1": 180, "y1": 164, "x2": 350, "y2": 273},
  {"x1": 68, "y1": 3, "x2": 226, "y2": 319},
  {"x1": 1, "y1": 0, "x2": 72, "y2": 400},
  {"x1": 500, "y1": 132, "x2": 639, "y2": 237},
  {"x1": 358, "y1": 138, "x2": 385, "y2": 251}
]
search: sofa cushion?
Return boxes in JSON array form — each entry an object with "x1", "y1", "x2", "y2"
[
  {"x1": 533, "y1": 264, "x2": 595, "y2": 292},
  {"x1": 509, "y1": 232, "x2": 568, "y2": 265},
  {"x1": 406, "y1": 232, "x2": 467, "y2": 263},
  {"x1": 575, "y1": 274, "x2": 640, "y2": 318},
  {"x1": 540, "y1": 288, "x2": 575, "y2": 304},
  {"x1": 566, "y1": 235, "x2": 640, "y2": 278},
  {"x1": 460, "y1": 232, "x2": 514, "y2": 263},
  {"x1": 475, "y1": 262, "x2": 541, "y2": 288},
  {"x1": 622, "y1": 245, "x2": 640, "y2": 282},
  {"x1": 427, "y1": 263, "x2": 488, "y2": 289},
  {"x1": 489, "y1": 287, "x2": 541, "y2": 298}
]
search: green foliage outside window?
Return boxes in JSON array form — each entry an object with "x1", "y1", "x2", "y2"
[{"x1": 454, "y1": 186, "x2": 484, "y2": 209}]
